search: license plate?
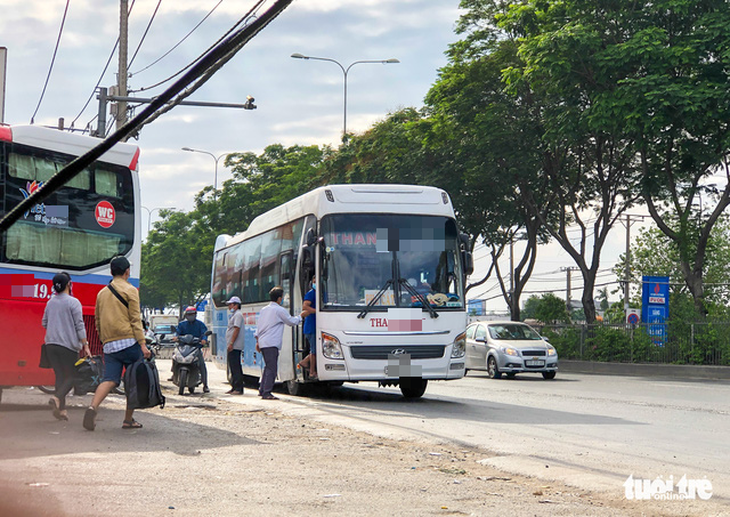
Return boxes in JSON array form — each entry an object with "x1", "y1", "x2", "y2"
[{"x1": 525, "y1": 360, "x2": 545, "y2": 367}]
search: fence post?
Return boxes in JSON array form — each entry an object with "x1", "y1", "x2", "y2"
[
  {"x1": 580, "y1": 324, "x2": 585, "y2": 358},
  {"x1": 690, "y1": 323, "x2": 694, "y2": 363}
]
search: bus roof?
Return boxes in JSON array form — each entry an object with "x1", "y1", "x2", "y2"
[
  {"x1": 217, "y1": 184, "x2": 455, "y2": 251},
  {"x1": 0, "y1": 124, "x2": 140, "y2": 170}
]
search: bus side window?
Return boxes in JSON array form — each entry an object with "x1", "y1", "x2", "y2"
[{"x1": 280, "y1": 252, "x2": 292, "y2": 308}]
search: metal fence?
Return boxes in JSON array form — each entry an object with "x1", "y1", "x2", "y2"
[{"x1": 533, "y1": 322, "x2": 730, "y2": 366}]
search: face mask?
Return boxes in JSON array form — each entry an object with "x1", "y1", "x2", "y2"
[
  {"x1": 311, "y1": 283, "x2": 316, "y2": 290},
  {"x1": 185, "y1": 315, "x2": 196, "y2": 322}
]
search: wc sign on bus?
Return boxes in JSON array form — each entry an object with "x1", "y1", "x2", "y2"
[{"x1": 95, "y1": 201, "x2": 115, "y2": 228}]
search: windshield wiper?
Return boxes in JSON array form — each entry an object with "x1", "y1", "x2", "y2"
[
  {"x1": 357, "y1": 278, "x2": 396, "y2": 319},
  {"x1": 399, "y1": 278, "x2": 439, "y2": 319}
]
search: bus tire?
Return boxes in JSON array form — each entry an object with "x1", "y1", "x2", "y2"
[
  {"x1": 178, "y1": 370, "x2": 187, "y2": 396},
  {"x1": 286, "y1": 379, "x2": 306, "y2": 397},
  {"x1": 400, "y1": 378, "x2": 428, "y2": 399}
]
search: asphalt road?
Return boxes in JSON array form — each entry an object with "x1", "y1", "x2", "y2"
[{"x1": 278, "y1": 369, "x2": 730, "y2": 507}]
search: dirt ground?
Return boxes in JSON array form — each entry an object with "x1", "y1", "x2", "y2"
[{"x1": 0, "y1": 368, "x2": 726, "y2": 516}]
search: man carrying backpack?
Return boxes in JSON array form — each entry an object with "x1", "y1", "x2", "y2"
[{"x1": 83, "y1": 256, "x2": 151, "y2": 431}]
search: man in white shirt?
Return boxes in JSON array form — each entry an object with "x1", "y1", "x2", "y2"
[{"x1": 255, "y1": 286, "x2": 306, "y2": 400}]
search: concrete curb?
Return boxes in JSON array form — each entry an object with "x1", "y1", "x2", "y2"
[{"x1": 559, "y1": 359, "x2": 730, "y2": 380}]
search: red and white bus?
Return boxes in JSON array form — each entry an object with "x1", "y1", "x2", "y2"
[{"x1": 0, "y1": 124, "x2": 141, "y2": 394}]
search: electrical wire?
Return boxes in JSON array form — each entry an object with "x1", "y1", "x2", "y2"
[
  {"x1": 70, "y1": 0, "x2": 136, "y2": 128},
  {"x1": 30, "y1": 0, "x2": 71, "y2": 124},
  {"x1": 130, "y1": 0, "x2": 223, "y2": 77},
  {"x1": 128, "y1": 0, "x2": 163, "y2": 70},
  {"x1": 1, "y1": 0, "x2": 294, "y2": 234}
]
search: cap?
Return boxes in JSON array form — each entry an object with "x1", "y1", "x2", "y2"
[
  {"x1": 110, "y1": 255, "x2": 130, "y2": 272},
  {"x1": 52, "y1": 272, "x2": 70, "y2": 293},
  {"x1": 226, "y1": 296, "x2": 242, "y2": 305},
  {"x1": 184, "y1": 306, "x2": 197, "y2": 314}
]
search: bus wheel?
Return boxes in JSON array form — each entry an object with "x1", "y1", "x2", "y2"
[
  {"x1": 286, "y1": 379, "x2": 306, "y2": 397},
  {"x1": 400, "y1": 378, "x2": 428, "y2": 399},
  {"x1": 38, "y1": 385, "x2": 55, "y2": 394},
  {"x1": 0, "y1": 388, "x2": 3, "y2": 405}
]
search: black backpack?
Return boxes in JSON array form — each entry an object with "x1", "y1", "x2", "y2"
[
  {"x1": 124, "y1": 358, "x2": 166, "y2": 410},
  {"x1": 74, "y1": 355, "x2": 104, "y2": 395}
]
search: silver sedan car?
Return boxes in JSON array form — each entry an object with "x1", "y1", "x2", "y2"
[{"x1": 465, "y1": 321, "x2": 558, "y2": 379}]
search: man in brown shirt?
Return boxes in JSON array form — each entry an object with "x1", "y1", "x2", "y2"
[{"x1": 83, "y1": 256, "x2": 151, "y2": 431}]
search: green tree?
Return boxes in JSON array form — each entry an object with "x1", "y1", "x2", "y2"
[
  {"x1": 613, "y1": 216, "x2": 730, "y2": 315},
  {"x1": 141, "y1": 144, "x2": 326, "y2": 310},
  {"x1": 533, "y1": 293, "x2": 571, "y2": 325},
  {"x1": 499, "y1": 0, "x2": 730, "y2": 316},
  {"x1": 140, "y1": 209, "x2": 210, "y2": 314}
]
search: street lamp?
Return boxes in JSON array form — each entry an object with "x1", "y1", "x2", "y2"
[
  {"x1": 142, "y1": 205, "x2": 175, "y2": 233},
  {"x1": 181, "y1": 147, "x2": 231, "y2": 199},
  {"x1": 290, "y1": 53, "x2": 400, "y2": 141}
]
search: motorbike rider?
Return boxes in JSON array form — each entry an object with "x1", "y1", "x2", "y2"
[{"x1": 174, "y1": 306, "x2": 210, "y2": 393}]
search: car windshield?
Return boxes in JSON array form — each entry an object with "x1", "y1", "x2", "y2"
[
  {"x1": 320, "y1": 214, "x2": 464, "y2": 310},
  {"x1": 488, "y1": 324, "x2": 543, "y2": 340}
]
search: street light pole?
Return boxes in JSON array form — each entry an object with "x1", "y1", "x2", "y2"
[
  {"x1": 141, "y1": 205, "x2": 174, "y2": 234},
  {"x1": 181, "y1": 148, "x2": 230, "y2": 199},
  {"x1": 291, "y1": 53, "x2": 399, "y2": 141}
]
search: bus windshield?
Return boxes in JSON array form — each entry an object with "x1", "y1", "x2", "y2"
[
  {"x1": 320, "y1": 214, "x2": 464, "y2": 310},
  {"x1": 0, "y1": 142, "x2": 135, "y2": 270}
]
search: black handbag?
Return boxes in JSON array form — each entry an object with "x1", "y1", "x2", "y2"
[{"x1": 39, "y1": 344, "x2": 52, "y2": 369}]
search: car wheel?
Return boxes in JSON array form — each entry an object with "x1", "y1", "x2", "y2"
[
  {"x1": 542, "y1": 371, "x2": 556, "y2": 380},
  {"x1": 487, "y1": 356, "x2": 502, "y2": 379}
]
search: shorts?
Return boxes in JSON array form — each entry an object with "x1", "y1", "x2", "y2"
[
  {"x1": 102, "y1": 343, "x2": 143, "y2": 384},
  {"x1": 305, "y1": 333, "x2": 316, "y2": 355}
]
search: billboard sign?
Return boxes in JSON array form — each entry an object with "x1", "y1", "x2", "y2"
[{"x1": 642, "y1": 276, "x2": 669, "y2": 344}]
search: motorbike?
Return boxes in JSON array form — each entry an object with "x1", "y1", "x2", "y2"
[{"x1": 171, "y1": 331, "x2": 211, "y2": 395}]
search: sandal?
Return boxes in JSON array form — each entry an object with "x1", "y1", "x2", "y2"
[
  {"x1": 122, "y1": 419, "x2": 143, "y2": 429},
  {"x1": 49, "y1": 397, "x2": 63, "y2": 420},
  {"x1": 83, "y1": 406, "x2": 97, "y2": 431}
]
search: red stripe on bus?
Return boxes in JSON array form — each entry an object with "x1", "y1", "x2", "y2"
[{"x1": 129, "y1": 147, "x2": 140, "y2": 171}]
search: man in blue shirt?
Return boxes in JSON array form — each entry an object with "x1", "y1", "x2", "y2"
[
  {"x1": 297, "y1": 276, "x2": 317, "y2": 378},
  {"x1": 176, "y1": 306, "x2": 210, "y2": 393}
]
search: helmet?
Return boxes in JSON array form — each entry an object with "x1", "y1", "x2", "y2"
[{"x1": 184, "y1": 306, "x2": 196, "y2": 315}]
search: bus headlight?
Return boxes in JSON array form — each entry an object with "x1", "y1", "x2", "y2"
[
  {"x1": 321, "y1": 332, "x2": 344, "y2": 360},
  {"x1": 451, "y1": 331, "x2": 466, "y2": 358}
]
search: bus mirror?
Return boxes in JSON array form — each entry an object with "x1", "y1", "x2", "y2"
[
  {"x1": 460, "y1": 233, "x2": 470, "y2": 248},
  {"x1": 306, "y1": 228, "x2": 317, "y2": 247},
  {"x1": 463, "y1": 250, "x2": 474, "y2": 276}
]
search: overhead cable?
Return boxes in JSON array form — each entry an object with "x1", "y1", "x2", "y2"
[
  {"x1": 128, "y1": 0, "x2": 163, "y2": 70},
  {"x1": 130, "y1": 0, "x2": 261, "y2": 93},
  {"x1": 1, "y1": 0, "x2": 294, "y2": 234},
  {"x1": 130, "y1": 0, "x2": 223, "y2": 77},
  {"x1": 30, "y1": 0, "x2": 71, "y2": 124},
  {"x1": 70, "y1": 0, "x2": 137, "y2": 128}
]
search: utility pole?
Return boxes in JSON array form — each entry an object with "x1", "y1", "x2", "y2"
[
  {"x1": 620, "y1": 214, "x2": 650, "y2": 314},
  {"x1": 117, "y1": 0, "x2": 129, "y2": 132},
  {"x1": 561, "y1": 267, "x2": 579, "y2": 311}
]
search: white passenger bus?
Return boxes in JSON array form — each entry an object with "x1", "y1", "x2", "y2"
[{"x1": 209, "y1": 184, "x2": 473, "y2": 398}]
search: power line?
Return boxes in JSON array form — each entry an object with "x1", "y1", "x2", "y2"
[
  {"x1": 71, "y1": 0, "x2": 137, "y2": 128},
  {"x1": 130, "y1": 0, "x2": 224, "y2": 77},
  {"x1": 30, "y1": 0, "x2": 71, "y2": 124},
  {"x1": 131, "y1": 0, "x2": 256, "y2": 93},
  {"x1": 1, "y1": 0, "x2": 294, "y2": 234},
  {"x1": 128, "y1": 0, "x2": 163, "y2": 70}
]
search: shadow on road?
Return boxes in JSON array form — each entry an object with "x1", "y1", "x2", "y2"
[
  {"x1": 0, "y1": 392, "x2": 259, "y2": 462},
  {"x1": 302, "y1": 382, "x2": 642, "y2": 427}
]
